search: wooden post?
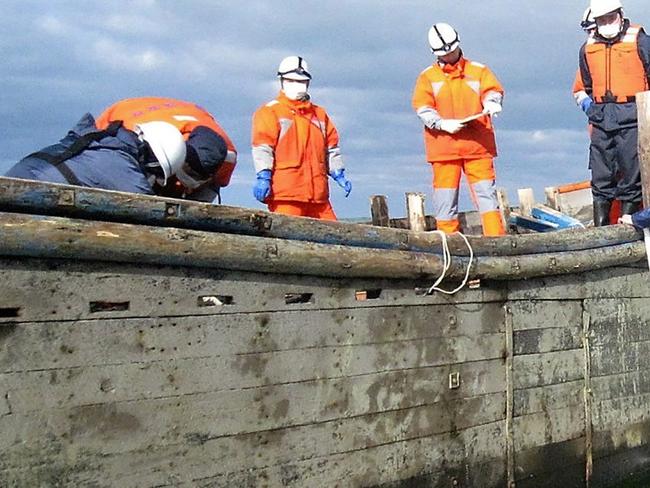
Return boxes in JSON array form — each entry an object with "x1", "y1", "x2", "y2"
[
  {"x1": 517, "y1": 188, "x2": 535, "y2": 217},
  {"x1": 544, "y1": 186, "x2": 559, "y2": 210},
  {"x1": 370, "y1": 195, "x2": 390, "y2": 227},
  {"x1": 405, "y1": 192, "x2": 426, "y2": 232},
  {"x1": 637, "y1": 91, "x2": 650, "y2": 268},
  {"x1": 638, "y1": 92, "x2": 650, "y2": 207},
  {"x1": 496, "y1": 188, "x2": 511, "y2": 234}
]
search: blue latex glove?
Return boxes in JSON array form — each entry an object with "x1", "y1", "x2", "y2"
[
  {"x1": 330, "y1": 169, "x2": 352, "y2": 197},
  {"x1": 253, "y1": 169, "x2": 272, "y2": 202},
  {"x1": 580, "y1": 96, "x2": 593, "y2": 113}
]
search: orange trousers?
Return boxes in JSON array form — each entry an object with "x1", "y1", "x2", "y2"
[
  {"x1": 432, "y1": 158, "x2": 505, "y2": 236},
  {"x1": 267, "y1": 200, "x2": 337, "y2": 221}
]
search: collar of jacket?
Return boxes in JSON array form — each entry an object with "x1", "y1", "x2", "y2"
[
  {"x1": 437, "y1": 56, "x2": 467, "y2": 77},
  {"x1": 277, "y1": 91, "x2": 313, "y2": 113}
]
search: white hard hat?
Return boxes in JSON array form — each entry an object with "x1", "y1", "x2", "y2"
[
  {"x1": 581, "y1": 8, "x2": 597, "y2": 31},
  {"x1": 277, "y1": 56, "x2": 312, "y2": 81},
  {"x1": 135, "y1": 121, "x2": 186, "y2": 184},
  {"x1": 428, "y1": 23, "x2": 460, "y2": 56},
  {"x1": 590, "y1": 0, "x2": 623, "y2": 19}
]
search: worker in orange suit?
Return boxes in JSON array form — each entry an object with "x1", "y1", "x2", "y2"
[
  {"x1": 96, "y1": 97, "x2": 237, "y2": 203},
  {"x1": 412, "y1": 23, "x2": 505, "y2": 236},
  {"x1": 251, "y1": 56, "x2": 352, "y2": 220}
]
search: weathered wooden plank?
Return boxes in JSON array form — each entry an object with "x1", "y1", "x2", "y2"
[
  {"x1": 591, "y1": 341, "x2": 650, "y2": 377},
  {"x1": 638, "y1": 91, "x2": 650, "y2": 209},
  {"x1": 370, "y1": 195, "x2": 390, "y2": 227},
  {"x1": 508, "y1": 300, "x2": 583, "y2": 332},
  {"x1": 0, "y1": 212, "x2": 645, "y2": 283},
  {"x1": 1, "y1": 331, "x2": 505, "y2": 389},
  {"x1": 508, "y1": 264, "x2": 650, "y2": 300},
  {"x1": 586, "y1": 298, "x2": 650, "y2": 347},
  {"x1": 514, "y1": 437, "x2": 586, "y2": 487},
  {"x1": 406, "y1": 192, "x2": 427, "y2": 232},
  {"x1": 0, "y1": 257, "x2": 507, "y2": 324},
  {"x1": 514, "y1": 380, "x2": 584, "y2": 417},
  {"x1": 514, "y1": 328, "x2": 582, "y2": 355},
  {"x1": 513, "y1": 349, "x2": 584, "y2": 390},
  {"x1": 513, "y1": 405, "x2": 585, "y2": 452},
  {"x1": 0, "y1": 302, "x2": 506, "y2": 372},
  {"x1": 0, "y1": 212, "x2": 466, "y2": 281},
  {"x1": 1, "y1": 177, "x2": 641, "y2": 257},
  {"x1": 592, "y1": 392, "x2": 650, "y2": 432},
  {"x1": 0, "y1": 392, "x2": 505, "y2": 458},
  {"x1": 1, "y1": 358, "x2": 505, "y2": 417},
  {"x1": 0, "y1": 412, "x2": 506, "y2": 488},
  {"x1": 591, "y1": 369, "x2": 650, "y2": 405}
]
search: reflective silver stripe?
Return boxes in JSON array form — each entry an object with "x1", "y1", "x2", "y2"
[
  {"x1": 483, "y1": 90, "x2": 503, "y2": 105},
  {"x1": 225, "y1": 150, "x2": 237, "y2": 164},
  {"x1": 622, "y1": 33, "x2": 637, "y2": 43},
  {"x1": 574, "y1": 90, "x2": 589, "y2": 105},
  {"x1": 328, "y1": 146, "x2": 344, "y2": 172},
  {"x1": 172, "y1": 115, "x2": 199, "y2": 122},
  {"x1": 311, "y1": 118, "x2": 327, "y2": 135},
  {"x1": 433, "y1": 188, "x2": 459, "y2": 221},
  {"x1": 252, "y1": 144, "x2": 274, "y2": 173},
  {"x1": 431, "y1": 81, "x2": 445, "y2": 97},
  {"x1": 465, "y1": 80, "x2": 481, "y2": 94},
  {"x1": 278, "y1": 118, "x2": 293, "y2": 140},
  {"x1": 471, "y1": 180, "x2": 499, "y2": 213},
  {"x1": 416, "y1": 106, "x2": 441, "y2": 129},
  {"x1": 470, "y1": 61, "x2": 485, "y2": 68}
]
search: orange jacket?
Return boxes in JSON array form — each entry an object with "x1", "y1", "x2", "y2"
[
  {"x1": 583, "y1": 24, "x2": 648, "y2": 102},
  {"x1": 96, "y1": 97, "x2": 237, "y2": 187},
  {"x1": 251, "y1": 92, "x2": 343, "y2": 203},
  {"x1": 412, "y1": 57, "x2": 503, "y2": 162}
]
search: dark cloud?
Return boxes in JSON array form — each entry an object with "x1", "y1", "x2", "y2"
[{"x1": 1, "y1": 0, "x2": 647, "y2": 217}]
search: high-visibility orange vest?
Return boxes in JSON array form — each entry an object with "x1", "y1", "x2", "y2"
[
  {"x1": 252, "y1": 93, "x2": 340, "y2": 203},
  {"x1": 412, "y1": 57, "x2": 503, "y2": 162},
  {"x1": 584, "y1": 24, "x2": 648, "y2": 103},
  {"x1": 96, "y1": 97, "x2": 237, "y2": 187}
]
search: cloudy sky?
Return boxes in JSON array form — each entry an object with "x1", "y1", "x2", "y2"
[{"x1": 1, "y1": 1, "x2": 648, "y2": 219}]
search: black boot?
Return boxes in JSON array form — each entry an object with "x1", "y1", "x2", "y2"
[
  {"x1": 620, "y1": 201, "x2": 641, "y2": 216},
  {"x1": 593, "y1": 200, "x2": 612, "y2": 227}
]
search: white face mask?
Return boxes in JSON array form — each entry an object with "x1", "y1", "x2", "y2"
[
  {"x1": 282, "y1": 80, "x2": 309, "y2": 101},
  {"x1": 598, "y1": 20, "x2": 622, "y2": 39}
]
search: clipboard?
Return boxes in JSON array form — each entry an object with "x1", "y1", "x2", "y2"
[{"x1": 458, "y1": 112, "x2": 485, "y2": 124}]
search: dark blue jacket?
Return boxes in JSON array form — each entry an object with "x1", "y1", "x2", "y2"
[
  {"x1": 6, "y1": 113, "x2": 154, "y2": 194},
  {"x1": 632, "y1": 207, "x2": 650, "y2": 228}
]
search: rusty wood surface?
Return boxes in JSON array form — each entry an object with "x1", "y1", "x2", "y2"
[{"x1": 0, "y1": 177, "x2": 643, "y2": 258}]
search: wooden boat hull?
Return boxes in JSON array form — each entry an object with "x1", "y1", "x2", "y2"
[
  {"x1": 2, "y1": 179, "x2": 650, "y2": 486},
  {"x1": 2, "y1": 254, "x2": 650, "y2": 487}
]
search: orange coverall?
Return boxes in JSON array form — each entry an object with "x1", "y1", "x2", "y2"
[
  {"x1": 412, "y1": 57, "x2": 505, "y2": 236},
  {"x1": 251, "y1": 92, "x2": 344, "y2": 220}
]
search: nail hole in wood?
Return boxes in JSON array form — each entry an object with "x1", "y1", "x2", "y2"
[
  {"x1": 89, "y1": 301, "x2": 130, "y2": 313},
  {"x1": 355, "y1": 289, "x2": 382, "y2": 301},
  {"x1": 198, "y1": 295, "x2": 234, "y2": 307},
  {"x1": 285, "y1": 293, "x2": 313, "y2": 305}
]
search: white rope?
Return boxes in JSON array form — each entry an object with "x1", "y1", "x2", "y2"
[{"x1": 427, "y1": 230, "x2": 475, "y2": 295}]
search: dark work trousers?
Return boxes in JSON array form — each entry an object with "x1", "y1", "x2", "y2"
[{"x1": 589, "y1": 124, "x2": 641, "y2": 203}]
